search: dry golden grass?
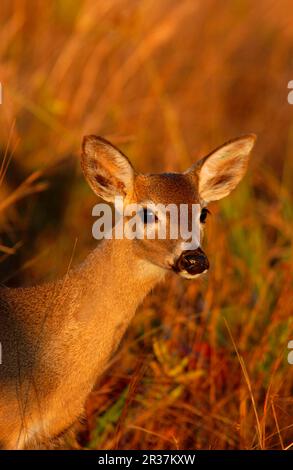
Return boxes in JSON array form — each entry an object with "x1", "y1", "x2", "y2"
[{"x1": 0, "y1": 0, "x2": 292, "y2": 449}]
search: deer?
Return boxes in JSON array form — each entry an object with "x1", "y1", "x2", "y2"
[{"x1": 0, "y1": 133, "x2": 256, "y2": 449}]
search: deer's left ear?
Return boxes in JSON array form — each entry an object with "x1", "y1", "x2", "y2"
[
  {"x1": 186, "y1": 134, "x2": 256, "y2": 203},
  {"x1": 81, "y1": 135, "x2": 135, "y2": 202}
]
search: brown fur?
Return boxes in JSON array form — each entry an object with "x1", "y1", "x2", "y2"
[{"x1": 0, "y1": 134, "x2": 255, "y2": 449}]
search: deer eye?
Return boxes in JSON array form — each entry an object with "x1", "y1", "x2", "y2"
[
  {"x1": 142, "y1": 208, "x2": 158, "y2": 224},
  {"x1": 200, "y1": 208, "x2": 210, "y2": 224}
]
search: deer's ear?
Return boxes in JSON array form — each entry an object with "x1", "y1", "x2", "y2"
[
  {"x1": 81, "y1": 135, "x2": 135, "y2": 202},
  {"x1": 187, "y1": 134, "x2": 256, "y2": 203}
]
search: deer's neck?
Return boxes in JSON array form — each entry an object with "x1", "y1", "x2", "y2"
[
  {"x1": 51, "y1": 238, "x2": 165, "y2": 380},
  {"x1": 69, "y1": 237, "x2": 165, "y2": 333},
  {"x1": 2, "y1": 239, "x2": 166, "y2": 447}
]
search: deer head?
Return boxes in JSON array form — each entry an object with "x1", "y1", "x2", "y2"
[{"x1": 81, "y1": 134, "x2": 256, "y2": 279}]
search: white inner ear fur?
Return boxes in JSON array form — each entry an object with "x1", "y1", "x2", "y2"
[
  {"x1": 102, "y1": 145, "x2": 134, "y2": 191},
  {"x1": 197, "y1": 135, "x2": 256, "y2": 203},
  {"x1": 82, "y1": 136, "x2": 134, "y2": 202}
]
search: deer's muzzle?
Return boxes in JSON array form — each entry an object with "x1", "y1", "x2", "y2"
[{"x1": 174, "y1": 248, "x2": 209, "y2": 276}]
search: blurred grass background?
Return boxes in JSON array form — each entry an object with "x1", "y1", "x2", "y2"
[{"x1": 0, "y1": 0, "x2": 292, "y2": 449}]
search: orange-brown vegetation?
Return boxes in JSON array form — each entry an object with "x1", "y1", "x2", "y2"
[{"x1": 0, "y1": 0, "x2": 292, "y2": 449}]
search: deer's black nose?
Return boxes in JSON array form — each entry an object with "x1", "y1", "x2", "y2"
[{"x1": 174, "y1": 248, "x2": 209, "y2": 275}]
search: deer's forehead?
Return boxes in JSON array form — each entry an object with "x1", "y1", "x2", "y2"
[{"x1": 134, "y1": 173, "x2": 199, "y2": 205}]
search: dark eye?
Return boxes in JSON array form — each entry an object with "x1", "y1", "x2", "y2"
[
  {"x1": 200, "y1": 208, "x2": 210, "y2": 224},
  {"x1": 142, "y1": 208, "x2": 158, "y2": 224}
]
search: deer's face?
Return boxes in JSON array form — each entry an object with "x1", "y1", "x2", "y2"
[
  {"x1": 129, "y1": 173, "x2": 208, "y2": 278},
  {"x1": 81, "y1": 134, "x2": 256, "y2": 279}
]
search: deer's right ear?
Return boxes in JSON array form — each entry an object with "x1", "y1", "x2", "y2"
[
  {"x1": 81, "y1": 135, "x2": 135, "y2": 202},
  {"x1": 186, "y1": 134, "x2": 256, "y2": 204}
]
